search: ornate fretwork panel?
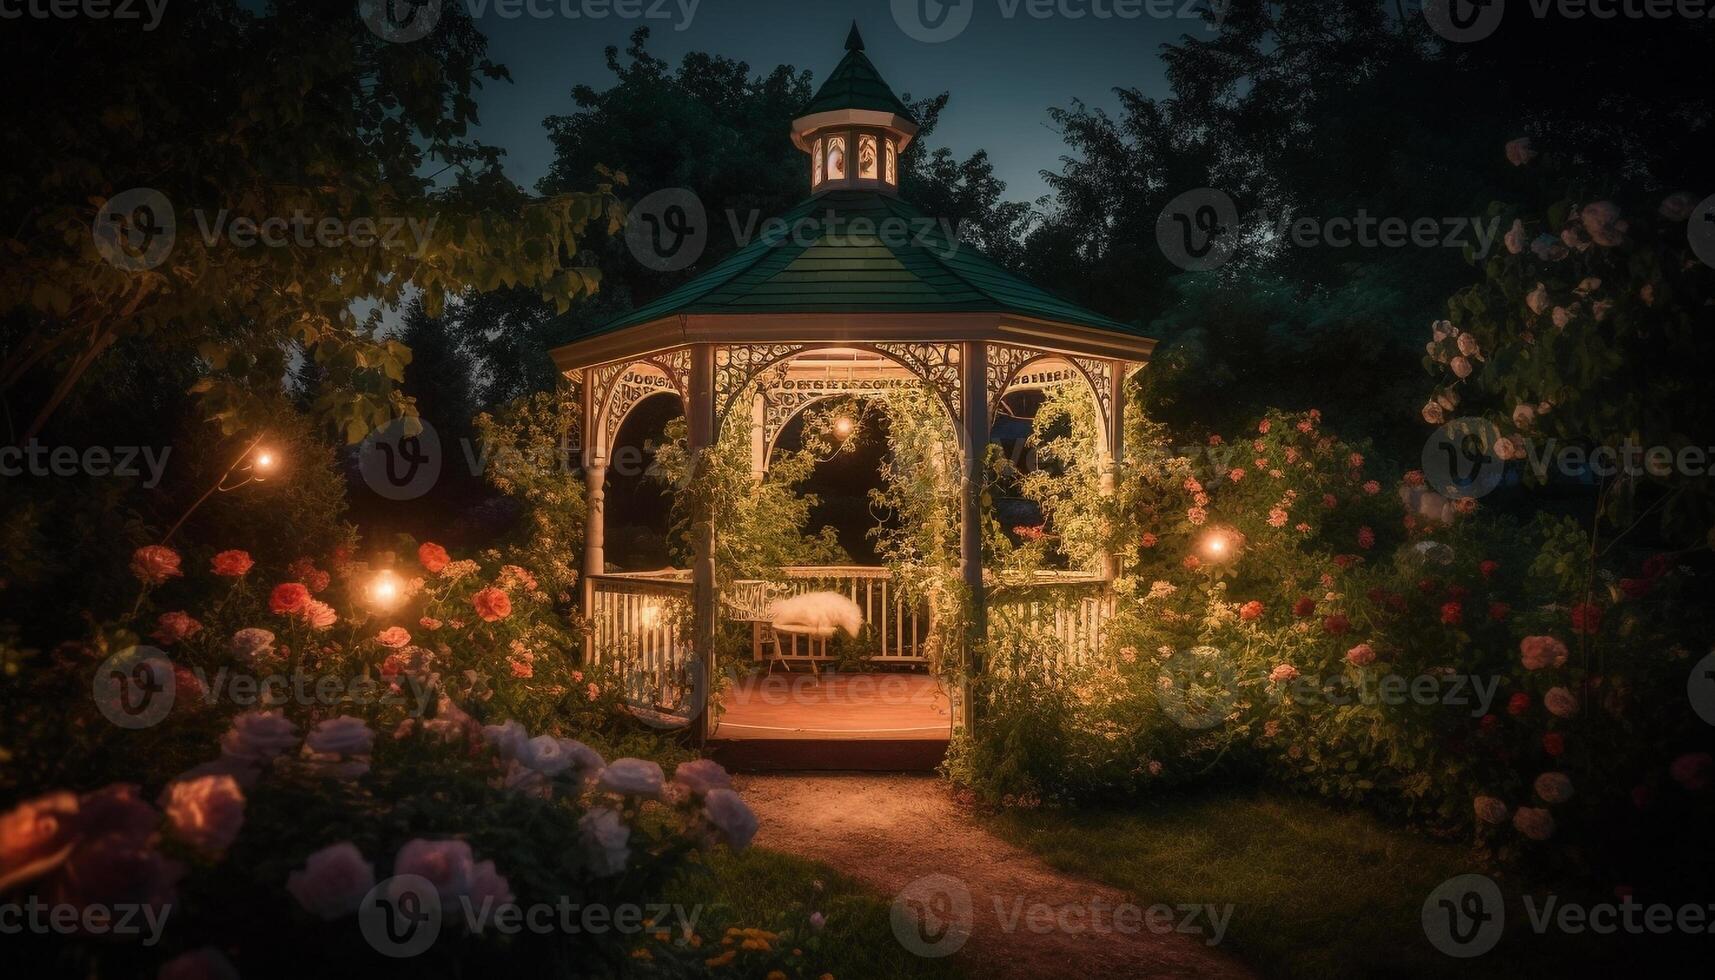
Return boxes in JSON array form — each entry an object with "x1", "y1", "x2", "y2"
[
  {"x1": 985, "y1": 344, "x2": 1042, "y2": 423},
  {"x1": 562, "y1": 370, "x2": 585, "y2": 455},
  {"x1": 714, "y1": 344, "x2": 806, "y2": 429},
  {"x1": 1071, "y1": 356, "x2": 1114, "y2": 425},
  {"x1": 758, "y1": 375, "x2": 924, "y2": 452},
  {"x1": 873, "y1": 342, "x2": 961, "y2": 423},
  {"x1": 589, "y1": 352, "x2": 692, "y2": 453}
]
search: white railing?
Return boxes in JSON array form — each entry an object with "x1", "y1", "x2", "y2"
[
  {"x1": 731, "y1": 565, "x2": 931, "y2": 664},
  {"x1": 987, "y1": 573, "x2": 1115, "y2": 676},
  {"x1": 587, "y1": 567, "x2": 1116, "y2": 685},
  {"x1": 587, "y1": 571, "x2": 694, "y2": 718}
]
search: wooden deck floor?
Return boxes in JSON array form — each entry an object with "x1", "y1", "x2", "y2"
[{"x1": 708, "y1": 672, "x2": 951, "y2": 771}]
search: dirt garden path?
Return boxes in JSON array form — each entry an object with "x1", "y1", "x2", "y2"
[{"x1": 736, "y1": 773, "x2": 1254, "y2": 980}]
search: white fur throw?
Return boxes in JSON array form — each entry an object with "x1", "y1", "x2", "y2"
[{"x1": 768, "y1": 591, "x2": 863, "y2": 638}]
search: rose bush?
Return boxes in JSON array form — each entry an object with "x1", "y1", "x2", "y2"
[
  {"x1": 0, "y1": 541, "x2": 821, "y2": 977},
  {"x1": 948, "y1": 406, "x2": 1714, "y2": 888}
]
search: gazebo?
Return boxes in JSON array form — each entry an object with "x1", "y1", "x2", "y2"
[{"x1": 549, "y1": 26, "x2": 1154, "y2": 754}]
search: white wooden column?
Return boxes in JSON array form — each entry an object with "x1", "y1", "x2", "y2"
[
  {"x1": 580, "y1": 372, "x2": 606, "y2": 663},
  {"x1": 687, "y1": 343, "x2": 718, "y2": 744},
  {"x1": 1101, "y1": 359, "x2": 1126, "y2": 580},
  {"x1": 958, "y1": 341, "x2": 988, "y2": 729}
]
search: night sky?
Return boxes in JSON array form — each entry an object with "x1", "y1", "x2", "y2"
[{"x1": 463, "y1": 0, "x2": 1192, "y2": 202}]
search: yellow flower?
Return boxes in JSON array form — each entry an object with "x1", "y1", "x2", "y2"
[
  {"x1": 767, "y1": 972, "x2": 787, "y2": 980},
  {"x1": 653, "y1": 930, "x2": 670, "y2": 942},
  {"x1": 629, "y1": 949, "x2": 653, "y2": 961},
  {"x1": 704, "y1": 950, "x2": 736, "y2": 968}
]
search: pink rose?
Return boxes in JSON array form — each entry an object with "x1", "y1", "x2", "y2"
[
  {"x1": 1544, "y1": 686, "x2": 1579, "y2": 719},
  {"x1": 597, "y1": 758, "x2": 665, "y2": 799},
  {"x1": 1473, "y1": 796, "x2": 1508, "y2": 825},
  {"x1": 394, "y1": 839, "x2": 475, "y2": 902},
  {"x1": 160, "y1": 774, "x2": 246, "y2": 857},
  {"x1": 1534, "y1": 772, "x2": 1574, "y2": 804},
  {"x1": 1519, "y1": 635, "x2": 1569, "y2": 671},
  {"x1": 1269, "y1": 664, "x2": 1300, "y2": 684},
  {"x1": 1345, "y1": 643, "x2": 1376, "y2": 667},
  {"x1": 1512, "y1": 806, "x2": 1555, "y2": 841},
  {"x1": 210, "y1": 550, "x2": 254, "y2": 577},
  {"x1": 130, "y1": 545, "x2": 183, "y2": 586},
  {"x1": 287, "y1": 842, "x2": 376, "y2": 920},
  {"x1": 1504, "y1": 137, "x2": 1536, "y2": 166},
  {"x1": 375, "y1": 626, "x2": 412, "y2": 649},
  {"x1": 0, "y1": 791, "x2": 79, "y2": 891}
]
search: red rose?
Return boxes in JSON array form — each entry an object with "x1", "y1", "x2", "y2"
[
  {"x1": 1182, "y1": 555, "x2": 1202, "y2": 571},
  {"x1": 1323, "y1": 614, "x2": 1350, "y2": 635},
  {"x1": 130, "y1": 545, "x2": 183, "y2": 586},
  {"x1": 173, "y1": 665, "x2": 209, "y2": 706},
  {"x1": 1417, "y1": 577, "x2": 1438, "y2": 595},
  {"x1": 1332, "y1": 554, "x2": 1359, "y2": 570},
  {"x1": 1507, "y1": 692, "x2": 1530, "y2": 716},
  {"x1": 1292, "y1": 597, "x2": 1315, "y2": 617},
  {"x1": 1356, "y1": 526, "x2": 1375, "y2": 550},
  {"x1": 1139, "y1": 533, "x2": 1158, "y2": 548},
  {"x1": 1570, "y1": 601, "x2": 1603, "y2": 635},
  {"x1": 151, "y1": 611, "x2": 202, "y2": 646},
  {"x1": 1239, "y1": 601, "x2": 1264, "y2": 621},
  {"x1": 1446, "y1": 584, "x2": 1470, "y2": 602},
  {"x1": 1479, "y1": 714, "x2": 1499, "y2": 734},
  {"x1": 1542, "y1": 732, "x2": 1566, "y2": 758},
  {"x1": 1322, "y1": 493, "x2": 1337, "y2": 509},
  {"x1": 1386, "y1": 593, "x2": 1408, "y2": 613},
  {"x1": 210, "y1": 550, "x2": 254, "y2": 577},
  {"x1": 1641, "y1": 553, "x2": 1673, "y2": 580},
  {"x1": 300, "y1": 568, "x2": 331, "y2": 593},
  {"x1": 1479, "y1": 560, "x2": 1499, "y2": 580},
  {"x1": 1439, "y1": 601, "x2": 1464, "y2": 626},
  {"x1": 1366, "y1": 588, "x2": 1388, "y2": 606},
  {"x1": 269, "y1": 582, "x2": 311, "y2": 615},
  {"x1": 418, "y1": 542, "x2": 451, "y2": 574},
  {"x1": 1488, "y1": 601, "x2": 1511, "y2": 622},
  {"x1": 472, "y1": 587, "x2": 512, "y2": 622}
]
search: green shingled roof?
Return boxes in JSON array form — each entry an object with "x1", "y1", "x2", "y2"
[
  {"x1": 582, "y1": 190, "x2": 1144, "y2": 338},
  {"x1": 797, "y1": 24, "x2": 918, "y2": 123}
]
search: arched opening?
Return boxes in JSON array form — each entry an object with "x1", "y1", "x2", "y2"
[
  {"x1": 771, "y1": 395, "x2": 895, "y2": 565},
  {"x1": 603, "y1": 390, "x2": 683, "y2": 571}
]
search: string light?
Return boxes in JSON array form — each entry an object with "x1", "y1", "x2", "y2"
[{"x1": 367, "y1": 569, "x2": 403, "y2": 611}]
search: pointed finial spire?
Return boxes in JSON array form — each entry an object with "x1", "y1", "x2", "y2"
[{"x1": 845, "y1": 21, "x2": 864, "y2": 52}]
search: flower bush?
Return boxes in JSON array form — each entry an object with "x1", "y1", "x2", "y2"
[
  {"x1": 0, "y1": 540, "x2": 791, "y2": 977},
  {"x1": 948, "y1": 405, "x2": 1714, "y2": 887}
]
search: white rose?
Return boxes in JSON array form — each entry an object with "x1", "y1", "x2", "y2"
[
  {"x1": 519, "y1": 735, "x2": 572, "y2": 776},
  {"x1": 597, "y1": 758, "x2": 665, "y2": 799},
  {"x1": 702, "y1": 788, "x2": 759, "y2": 851},
  {"x1": 579, "y1": 807, "x2": 630, "y2": 876},
  {"x1": 220, "y1": 711, "x2": 300, "y2": 763}
]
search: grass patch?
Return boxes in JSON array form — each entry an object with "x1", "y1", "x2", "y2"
[
  {"x1": 982, "y1": 786, "x2": 1664, "y2": 978},
  {"x1": 666, "y1": 846, "x2": 965, "y2": 980}
]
